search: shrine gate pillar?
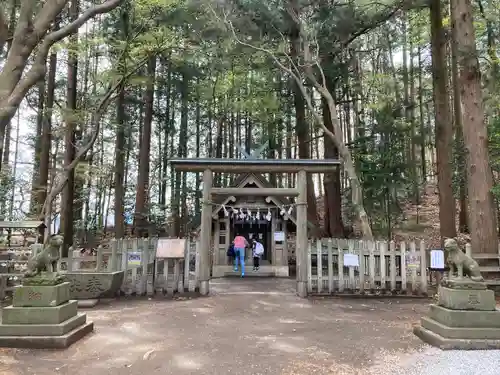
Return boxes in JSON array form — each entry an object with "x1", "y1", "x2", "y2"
[
  {"x1": 295, "y1": 169, "x2": 308, "y2": 297},
  {"x1": 199, "y1": 169, "x2": 213, "y2": 295}
]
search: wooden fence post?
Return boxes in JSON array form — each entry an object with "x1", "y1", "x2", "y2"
[
  {"x1": 327, "y1": 239, "x2": 334, "y2": 294},
  {"x1": 67, "y1": 247, "x2": 73, "y2": 272},
  {"x1": 419, "y1": 241, "x2": 428, "y2": 294},
  {"x1": 338, "y1": 239, "x2": 344, "y2": 293},
  {"x1": 316, "y1": 240, "x2": 322, "y2": 293},
  {"x1": 389, "y1": 241, "x2": 397, "y2": 291},
  {"x1": 347, "y1": 240, "x2": 355, "y2": 289},
  {"x1": 368, "y1": 241, "x2": 376, "y2": 290},
  {"x1": 307, "y1": 240, "x2": 313, "y2": 293},
  {"x1": 96, "y1": 245, "x2": 103, "y2": 272},
  {"x1": 358, "y1": 240, "x2": 365, "y2": 294},
  {"x1": 400, "y1": 241, "x2": 407, "y2": 293},
  {"x1": 183, "y1": 238, "x2": 190, "y2": 292},
  {"x1": 110, "y1": 239, "x2": 118, "y2": 271}
]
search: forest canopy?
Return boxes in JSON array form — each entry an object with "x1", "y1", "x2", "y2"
[{"x1": 0, "y1": 0, "x2": 498, "y2": 255}]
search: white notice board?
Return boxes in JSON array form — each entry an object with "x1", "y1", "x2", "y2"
[
  {"x1": 156, "y1": 238, "x2": 186, "y2": 258},
  {"x1": 430, "y1": 249, "x2": 445, "y2": 269},
  {"x1": 343, "y1": 253, "x2": 359, "y2": 267}
]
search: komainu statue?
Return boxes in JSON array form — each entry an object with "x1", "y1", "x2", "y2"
[
  {"x1": 444, "y1": 238, "x2": 483, "y2": 282},
  {"x1": 24, "y1": 234, "x2": 63, "y2": 278}
]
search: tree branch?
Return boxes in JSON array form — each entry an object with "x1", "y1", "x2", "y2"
[
  {"x1": 40, "y1": 56, "x2": 150, "y2": 223},
  {"x1": 0, "y1": 0, "x2": 123, "y2": 129}
]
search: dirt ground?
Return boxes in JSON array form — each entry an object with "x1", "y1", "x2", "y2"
[{"x1": 0, "y1": 278, "x2": 430, "y2": 375}]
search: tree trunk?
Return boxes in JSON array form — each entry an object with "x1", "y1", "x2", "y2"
[
  {"x1": 60, "y1": 0, "x2": 79, "y2": 254},
  {"x1": 134, "y1": 55, "x2": 156, "y2": 236},
  {"x1": 449, "y1": 4, "x2": 468, "y2": 233},
  {"x1": 289, "y1": 4, "x2": 319, "y2": 231},
  {"x1": 34, "y1": 42, "x2": 57, "y2": 218},
  {"x1": 430, "y1": 0, "x2": 457, "y2": 241},
  {"x1": 322, "y1": 95, "x2": 345, "y2": 237},
  {"x1": 451, "y1": 0, "x2": 498, "y2": 252}
]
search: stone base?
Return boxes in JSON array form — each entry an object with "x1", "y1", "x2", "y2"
[
  {"x1": 13, "y1": 282, "x2": 71, "y2": 307},
  {"x1": 429, "y1": 304, "x2": 500, "y2": 328},
  {"x1": 413, "y1": 325, "x2": 500, "y2": 350},
  {"x1": 438, "y1": 285, "x2": 496, "y2": 311},
  {"x1": 0, "y1": 321, "x2": 94, "y2": 349},
  {"x1": 421, "y1": 316, "x2": 500, "y2": 340},
  {"x1": 0, "y1": 281, "x2": 94, "y2": 349},
  {"x1": 2, "y1": 300, "x2": 78, "y2": 324},
  {"x1": 414, "y1": 304, "x2": 500, "y2": 350},
  {"x1": 0, "y1": 313, "x2": 87, "y2": 336}
]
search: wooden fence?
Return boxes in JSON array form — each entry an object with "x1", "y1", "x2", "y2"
[
  {"x1": 2, "y1": 237, "x2": 471, "y2": 299},
  {"x1": 62, "y1": 237, "x2": 199, "y2": 296},
  {"x1": 307, "y1": 239, "x2": 429, "y2": 295}
]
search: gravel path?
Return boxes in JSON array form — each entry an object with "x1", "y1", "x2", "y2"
[
  {"x1": 3, "y1": 278, "x2": 500, "y2": 375},
  {"x1": 375, "y1": 347, "x2": 500, "y2": 375}
]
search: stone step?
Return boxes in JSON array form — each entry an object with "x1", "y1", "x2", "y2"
[
  {"x1": 2, "y1": 300, "x2": 78, "y2": 325},
  {"x1": 413, "y1": 324, "x2": 500, "y2": 350},
  {"x1": 224, "y1": 271, "x2": 275, "y2": 277},
  {"x1": 421, "y1": 316, "x2": 500, "y2": 340},
  {"x1": 0, "y1": 320, "x2": 94, "y2": 349},
  {"x1": 0, "y1": 312, "x2": 87, "y2": 337},
  {"x1": 429, "y1": 304, "x2": 500, "y2": 328}
]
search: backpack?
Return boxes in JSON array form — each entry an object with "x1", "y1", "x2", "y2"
[
  {"x1": 254, "y1": 242, "x2": 264, "y2": 256},
  {"x1": 227, "y1": 244, "x2": 235, "y2": 257}
]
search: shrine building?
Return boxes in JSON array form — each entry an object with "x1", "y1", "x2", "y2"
[{"x1": 203, "y1": 172, "x2": 317, "y2": 277}]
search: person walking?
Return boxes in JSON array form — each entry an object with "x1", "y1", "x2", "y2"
[
  {"x1": 232, "y1": 233, "x2": 249, "y2": 277},
  {"x1": 252, "y1": 239, "x2": 264, "y2": 271}
]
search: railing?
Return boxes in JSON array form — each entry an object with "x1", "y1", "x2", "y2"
[
  {"x1": 59, "y1": 237, "x2": 199, "y2": 296},
  {"x1": 307, "y1": 239, "x2": 429, "y2": 295}
]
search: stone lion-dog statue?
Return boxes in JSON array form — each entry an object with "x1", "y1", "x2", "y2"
[
  {"x1": 24, "y1": 234, "x2": 64, "y2": 278},
  {"x1": 444, "y1": 237, "x2": 483, "y2": 282}
]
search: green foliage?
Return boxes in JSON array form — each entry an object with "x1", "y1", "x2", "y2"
[{"x1": 354, "y1": 103, "x2": 411, "y2": 237}]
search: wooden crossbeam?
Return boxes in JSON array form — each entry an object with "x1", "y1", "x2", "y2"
[
  {"x1": 170, "y1": 158, "x2": 340, "y2": 173},
  {"x1": 210, "y1": 188, "x2": 299, "y2": 197}
]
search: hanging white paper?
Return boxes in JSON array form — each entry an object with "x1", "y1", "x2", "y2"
[
  {"x1": 430, "y1": 249, "x2": 445, "y2": 269},
  {"x1": 343, "y1": 253, "x2": 359, "y2": 267},
  {"x1": 274, "y1": 231, "x2": 285, "y2": 241}
]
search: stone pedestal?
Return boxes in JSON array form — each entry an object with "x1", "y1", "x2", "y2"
[
  {"x1": 0, "y1": 282, "x2": 94, "y2": 349},
  {"x1": 414, "y1": 281, "x2": 500, "y2": 350}
]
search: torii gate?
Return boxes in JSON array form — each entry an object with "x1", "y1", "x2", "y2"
[{"x1": 170, "y1": 151, "x2": 340, "y2": 297}]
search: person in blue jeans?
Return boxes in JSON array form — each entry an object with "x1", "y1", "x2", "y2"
[{"x1": 232, "y1": 233, "x2": 249, "y2": 277}]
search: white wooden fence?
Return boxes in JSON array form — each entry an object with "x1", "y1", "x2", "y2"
[
  {"x1": 307, "y1": 239, "x2": 429, "y2": 295},
  {"x1": 62, "y1": 237, "x2": 199, "y2": 296}
]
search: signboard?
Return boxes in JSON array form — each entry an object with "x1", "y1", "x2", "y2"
[
  {"x1": 430, "y1": 249, "x2": 445, "y2": 269},
  {"x1": 156, "y1": 238, "x2": 186, "y2": 259},
  {"x1": 274, "y1": 231, "x2": 285, "y2": 242},
  {"x1": 128, "y1": 252, "x2": 141, "y2": 267},
  {"x1": 343, "y1": 253, "x2": 359, "y2": 267},
  {"x1": 406, "y1": 252, "x2": 420, "y2": 269}
]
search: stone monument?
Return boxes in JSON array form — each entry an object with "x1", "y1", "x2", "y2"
[
  {"x1": 0, "y1": 235, "x2": 94, "y2": 348},
  {"x1": 413, "y1": 238, "x2": 500, "y2": 350}
]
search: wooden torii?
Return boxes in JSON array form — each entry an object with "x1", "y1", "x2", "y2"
[{"x1": 170, "y1": 148, "x2": 340, "y2": 297}]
